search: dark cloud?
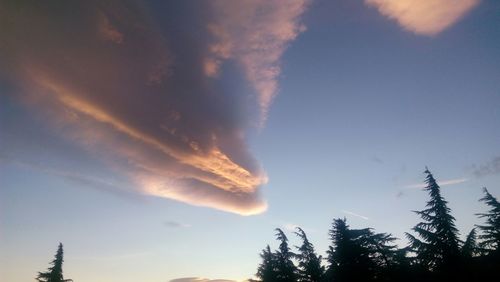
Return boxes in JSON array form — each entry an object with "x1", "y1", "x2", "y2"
[
  {"x1": 0, "y1": 1, "x2": 309, "y2": 215},
  {"x1": 472, "y1": 157, "x2": 500, "y2": 178}
]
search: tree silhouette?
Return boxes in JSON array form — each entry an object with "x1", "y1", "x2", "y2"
[
  {"x1": 293, "y1": 227, "x2": 324, "y2": 282},
  {"x1": 36, "y1": 243, "x2": 71, "y2": 282},
  {"x1": 405, "y1": 168, "x2": 460, "y2": 272},
  {"x1": 326, "y1": 218, "x2": 398, "y2": 282},
  {"x1": 461, "y1": 228, "x2": 478, "y2": 258},
  {"x1": 476, "y1": 187, "x2": 500, "y2": 254},
  {"x1": 257, "y1": 245, "x2": 278, "y2": 282},
  {"x1": 274, "y1": 228, "x2": 298, "y2": 282}
]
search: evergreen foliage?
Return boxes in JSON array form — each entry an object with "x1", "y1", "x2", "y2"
[
  {"x1": 293, "y1": 227, "x2": 324, "y2": 282},
  {"x1": 36, "y1": 243, "x2": 71, "y2": 282},
  {"x1": 476, "y1": 187, "x2": 500, "y2": 253},
  {"x1": 274, "y1": 228, "x2": 298, "y2": 282},
  {"x1": 461, "y1": 228, "x2": 478, "y2": 258},
  {"x1": 257, "y1": 245, "x2": 278, "y2": 282},
  {"x1": 326, "y1": 218, "x2": 399, "y2": 282},
  {"x1": 405, "y1": 168, "x2": 460, "y2": 271}
]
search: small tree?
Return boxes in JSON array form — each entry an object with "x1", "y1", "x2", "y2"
[
  {"x1": 36, "y1": 243, "x2": 71, "y2": 282},
  {"x1": 294, "y1": 227, "x2": 324, "y2": 282},
  {"x1": 461, "y1": 228, "x2": 478, "y2": 258},
  {"x1": 476, "y1": 188, "x2": 500, "y2": 254}
]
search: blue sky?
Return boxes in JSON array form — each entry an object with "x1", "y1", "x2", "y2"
[{"x1": 1, "y1": 1, "x2": 500, "y2": 281}]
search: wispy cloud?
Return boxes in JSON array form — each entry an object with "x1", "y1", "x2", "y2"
[
  {"x1": 471, "y1": 156, "x2": 500, "y2": 178},
  {"x1": 403, "y1": 177, "x2": 468, "y2": 189},
  {"x1": 207, "y1": 0, "x2": 310, "y2": 122},
  {"x1": 365, "y1": 0, "x2": 480, "y2": 36},
  {"x1": 0, "y1": 1, "x2": 309, "y2": 215},
  {"x1": 164, "y1": 221, "x2": 192, "y2": 229},
  {"x1": 341, "y1": 210, "x2": 370, "y2": 221}
]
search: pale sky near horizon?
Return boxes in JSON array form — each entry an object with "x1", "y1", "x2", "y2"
[{"x1": 1, "y1": 1, "x2": 500, "y2": 282}]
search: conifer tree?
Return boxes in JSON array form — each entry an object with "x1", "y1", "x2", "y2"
[
  {"x1": 257, "y1": 245, "x2": 278, "y2": 282},
  {"x1": 461, "y1": 228, "x2": 478, "y2": 258},
  {"x1": 405, "y1": 168, "x2": 460, "y2": 271},
  {"x1": 294, "y1": 227, "x2": 324, "y2": 282},
  {"x1": 36, "y1": 243, "x2": 71, "y2": 282},
  {"x1": 326, "y1": 218, "x2": 376, "y2": 282},
  {"x1": 274, "y1": 228, "x2": 298, "y2": 282},
  {"x1": 476, "y1": 188, "x2": 500, "y2": 254}
]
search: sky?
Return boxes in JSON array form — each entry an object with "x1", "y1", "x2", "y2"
[{"x1": 1, "y1": 0, "x2": 499, "y2": 281}]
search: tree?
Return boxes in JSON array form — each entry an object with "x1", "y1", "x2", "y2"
[
  {"x1": 257, "y1": 245, "x2": 278, "y2": 282},
  {"x1": 36, "y1": 243, "x2": 71, "y2": 282},
  {"x1": 405, "y1": 168, "x2": 460, "y2": 272},
  {"x1": 294, "y1": 227, "x2": 324, "y2": 282},
  {"x1": 461, "y1": 228, "x2": 478, "y2": 258},
  {"x1": 476, "y1": 187, "x2": 500, "y2": 254},
  {"x1": 274, "y1": 228, "x2": 298, "y2": 282},
  {"x1": 327, "y1": 218, "x2": 376, "y2": 282}
]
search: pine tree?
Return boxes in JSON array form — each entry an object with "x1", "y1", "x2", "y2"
[
  {"x1": 274, "y1": 228, "x2": 298, "y2": 282},
  {"x1": 476, "y1": 187, "x2": 500, "y2": 254},
  {"x1": 405, "y1": 168, "x2": 460, "y2": 271},
  {"x1": 294, "y1": 227, "x2": 324, "y2": 282},
  {"x1": 36, "y1": 243, "x2": 71, "y2": 282},
  {"x1": 461, "y1": 228, "x2": 478, "y2": 258},
  {"x1": 326, "y1": 218, "x2": 377, "y2": 282},
  {"x1": 257, "y1": 245, "x2": 278, "y2": 282}
]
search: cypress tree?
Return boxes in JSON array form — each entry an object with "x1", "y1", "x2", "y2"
[
  {"x1": 405, "y1": 168, "x2": 460, "y2": 272},
  {"x1": 294, "y1": 227, "x2": 324, "y2": 282}
]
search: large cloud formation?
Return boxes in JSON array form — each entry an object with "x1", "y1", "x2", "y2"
[
  {"x1": 0, "y1": 0, "x2": 309, "y2": 215},
  {"x1": 365, "y1": 0, "x2": 480, "y2": 36}
]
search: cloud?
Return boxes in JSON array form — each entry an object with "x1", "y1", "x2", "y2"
[
  {"x1": 403, "y1": 177, "x2": 468, "y2": 189},
  {"x1": 341, "y1": 210, "x2": 370, "y2": 221},
  {"x1": 471, "y1": 156, "x2": 500, "y2": 178},
  {"x1": 170, "y1": 278, "x2": 236, "y2": 282},
  {"x1": 365, "y1": 0, "x2": 480, "y2": 36},
  {"x1": 207, "y1": 0, "x2": 310, "y2": 122},
  {"x1": 164, "y1": 221, "x2": 191, "y2": 228},
  {"x1": 0, "y1": 1, "x2": 309, "y2": 215}
]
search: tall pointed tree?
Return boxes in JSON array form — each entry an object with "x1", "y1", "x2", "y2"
[
  {"x1": 274, "y1": 228, "x2": 298, "y2": 282},
  {"x1": 294, "y1": 227, "x2": 324, "y2": 282},
  {"x1": 36, "y1": 243, "x2": 71, "y2": 282},
  {"x1": 476, "y1": 187, "x2": 500, "y2": 254},
  {"x1": 405, "y1": 168, "x2": 460, "y2": 271}
]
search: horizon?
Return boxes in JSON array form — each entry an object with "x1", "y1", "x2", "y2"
[{"x1": 1, "y1": 1, "x2": 499, "y2": 281}]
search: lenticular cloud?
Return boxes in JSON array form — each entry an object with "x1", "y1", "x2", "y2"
[
  {"x1": 365, "y1": 0, "x2": 479, "y2": 36},
  {"x1": 0, "y1": 1, "x2": 309, "y2": 215}
]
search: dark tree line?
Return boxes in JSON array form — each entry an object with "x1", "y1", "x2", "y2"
[{"x1": 255, "y1": 169, "x2": 500, "y2": 282}]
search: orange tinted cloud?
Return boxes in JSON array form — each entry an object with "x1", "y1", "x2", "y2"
[
  {"x1": 207, "y1": 0, "x2": 310, "y2": 122},
  {"x1": 0, "y1": 1, "x2": 308, "y2": 215},
  {"x1": 366, "y1": 0, "x2": 480, "y2": 36}
]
